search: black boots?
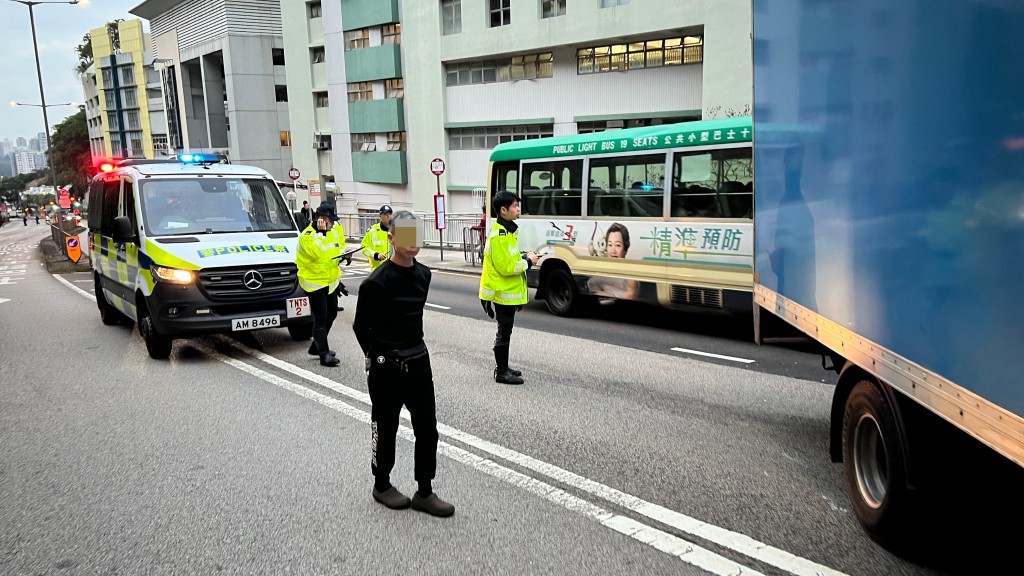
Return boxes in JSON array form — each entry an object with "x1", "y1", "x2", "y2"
[
  {"x1": 313, "y1": 328, "x2": 340, "y2": 367},
  {"x1": 493, "y1": 345, "x2": 524, "y2": 385}
]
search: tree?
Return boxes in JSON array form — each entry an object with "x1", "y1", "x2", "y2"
[
  {"x1": 0, "y1": 169, "x2": 48, "y2": 204},
  {"x1": 49, "y1": 108, "x2": 92, "y2": 198},
  {"x1": 74, "y1": 33, "x2": 92, "y2": 75}
]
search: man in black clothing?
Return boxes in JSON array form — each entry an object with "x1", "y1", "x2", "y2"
[{"x1": 352, "y1": 211, "x2": 455, "y2": 518}]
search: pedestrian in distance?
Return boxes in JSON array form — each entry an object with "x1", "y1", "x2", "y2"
[
  {"x1": 296, "y1": 201, "x2": 348, "y2": 367},
  {"x1": 479, "y1": 191, "x2": 540, "y2": 385},
  {"x1": 353, "y1": 210, "x2": 455, "y2": 517},
  {"x1": 299, "y1": 200, "x2": 313, "y2": 230},
  {"x1": 361, "y1": 204, "x2": 393, "y2": 272}
]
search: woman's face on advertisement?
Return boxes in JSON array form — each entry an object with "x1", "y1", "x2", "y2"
[{"x1": 607, "y1": 231, "x2": 626, "y2": 258}]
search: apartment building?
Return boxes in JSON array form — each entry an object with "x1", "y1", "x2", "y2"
[
  {"x1": 130, "y1": 0, "x2": 292, "y2": 181},
  {"x1": 87, "y1": 19, "x2": 169, "y2": 162},
  {"x1": 281, "y1": 0, "x2": 751, "y2": 215}
]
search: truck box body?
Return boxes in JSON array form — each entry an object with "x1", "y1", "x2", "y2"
[{"x1": 753, "y1": 1, "x2": 1024, "y2": 466}]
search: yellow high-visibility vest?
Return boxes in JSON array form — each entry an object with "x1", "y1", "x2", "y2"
[
  {"x1": 296, "y1": 222, "x2": 346, "y2": 292},
  {"x1": 479, "y1": 221, "x2": 528, "y2": 305},
  {"x1": 361, "y1": 223, "x2": 391, "y2": 271}
]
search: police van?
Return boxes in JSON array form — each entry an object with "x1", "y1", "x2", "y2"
[{"x1": 86, "y1": 154, "x2": 313, "y2": 359}]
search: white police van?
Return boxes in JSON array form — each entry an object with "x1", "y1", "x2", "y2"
[{"x1": 86, "y1": 154, "x2": 313, "y2": 359}]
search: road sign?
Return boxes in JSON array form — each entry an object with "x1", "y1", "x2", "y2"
[
  {"x1": 430, "y1": 158, "x2": 446, "y2": 176},
  {"x1": 73, "y1": 208, "x2": 80, "y2": 215},
  {"x1": 434, "y1": 194, "x2": 446, "y2": 230},
  {"x1": 288, "y1": 167, "x2": 300, "y2": 180},
  {"x1": 309, "y1": 179, "x2": 321, "y2": 197},
  {"x1": 58, "y1": 188, "x2": 71, "y2": 209},
  {"x1": 66, "y1": 236, "x2": 82, "y2": 263}
]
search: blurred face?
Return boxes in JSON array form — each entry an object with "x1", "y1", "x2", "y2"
[
  {"x1": 606, "y1": 231, "x2": 627, "y2": 258},
  {"x1": 500, "y1": 200, "x2": 522, "y2": 221},
  {"x1": 389, "y1": 232, "x2": 420, "y2": 259},
  {"x1": 380, "y1": 212, "x2": 392, "y2": 226}
]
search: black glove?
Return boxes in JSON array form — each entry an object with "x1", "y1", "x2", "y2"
[
  {"x1": 481, "y1": 299, "x2": 494, "y2": 319},
  {"x1": 338, "y1": 283, "x2": 349, "y2": 297}
]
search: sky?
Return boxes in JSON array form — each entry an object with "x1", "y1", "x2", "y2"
[{"x1": 0, "y1": 0, "x2": 144, "y2": 144}]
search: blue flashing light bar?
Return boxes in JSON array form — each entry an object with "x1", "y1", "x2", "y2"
[{"x1": 177, "y1": 153, "x2": 222, "y2": 165}]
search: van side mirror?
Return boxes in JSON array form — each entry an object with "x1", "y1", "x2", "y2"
[{"x1": 112, "y1": 216, "x2": 136, "y2": 244}]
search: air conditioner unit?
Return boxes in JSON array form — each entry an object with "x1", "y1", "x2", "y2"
[{"x1": 313, "y1": 141, "x2": 330, "y2": 150}]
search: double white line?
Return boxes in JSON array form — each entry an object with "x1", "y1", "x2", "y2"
[{"x1": 58, "y1": 274, "x2": 845, "y2": 576}]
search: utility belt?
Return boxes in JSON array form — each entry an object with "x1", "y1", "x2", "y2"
[{"x1": 372, "y1": 341, "x2": 429, "y2": 374}]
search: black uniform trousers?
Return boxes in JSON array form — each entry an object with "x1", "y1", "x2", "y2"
[
  {"x1": 368, "y1": 353, "x2": 438, "y2": 483},
  {"x1": 494, "y1": 303, "x2": 518, "y2": 346},
  {"x1": 307, "y1": 285, "x2": 339, "y2": 350}
]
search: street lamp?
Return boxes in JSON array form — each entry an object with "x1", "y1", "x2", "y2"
[{"x1": 6, "y1": 0, "x2": 89, "y2": 211}]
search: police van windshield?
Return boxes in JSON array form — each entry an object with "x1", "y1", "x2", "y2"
[{"x1": 140, "y1": 178, "x2": 295, "y2": 236}]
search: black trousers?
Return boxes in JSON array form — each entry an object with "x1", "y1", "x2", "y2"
[
  {"x1": 307, "y1": 285, "x2": 339, "y2": 335},
  {"x1": 368, "y1": 354, "x2": 438, "y2": 483},
  {"x1": 494, "y1": 303, "x2": 518, "y2": 347}
]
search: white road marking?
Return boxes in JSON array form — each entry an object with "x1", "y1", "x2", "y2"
[
  {"x1": 55, "y1": 274, "x2": 95, "y2": 300},
  {"x1": 217, "y1": 337, "x2": 847, "y2": 576},
  {"x1": 199, "y1": 340, "x2": 763, "y2": 576},
  {"x1": 73, "y1": 279, "x2": 93, "y2": 284},
  {"x1": 60, "y1": 280, "x2": 846, "y2": 576},
  {"x1": 0, "y1": 298, "x2": 9, "y2": 305},
  {"x1": 425, "y1": 302, "x2": 451, "y2": 310},
  {"x1": 671, "y1": 347, "x2": 755, "y2": 364}
]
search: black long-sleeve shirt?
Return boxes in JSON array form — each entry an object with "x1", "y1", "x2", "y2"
[{"x1": 353, "y1": 259, "x2": 431, "y2": 355}]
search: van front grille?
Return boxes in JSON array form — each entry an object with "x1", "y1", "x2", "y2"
[
  {"x1": 197, "y1": 264, "x2": 298, "y2": 301},
  {"x1": 670, "y1": 285, "x2": 723, "y2": 308}
]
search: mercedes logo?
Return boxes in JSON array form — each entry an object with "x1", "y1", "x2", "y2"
[{"x1": 243, "y1": 270, "x2": 264, "y2": 290}]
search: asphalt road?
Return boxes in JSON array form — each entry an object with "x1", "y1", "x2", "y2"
[{"x1": 1, "y1": 225, "x2": 1012, "y2": 575}]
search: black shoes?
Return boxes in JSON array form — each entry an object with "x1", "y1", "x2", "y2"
[
  {"x1": 411, "y1": 493, "x2": 456, "y2": 517},
  {"x1": 494, "y1": 368, "x2": 524, "y2": 385},
  {"x1": 372, "y1": 486, "x2": 411, "y2": 510},
  {"x1": 319, "y1": 352, "x2": 340, "y2": 367}
]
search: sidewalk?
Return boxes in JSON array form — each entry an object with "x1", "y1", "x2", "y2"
[{"x1": 344, "y1": 241, "x2": 482, "y2": 276}]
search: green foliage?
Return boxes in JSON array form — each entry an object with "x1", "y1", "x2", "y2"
[
  {"x1": 49, "y1": 108, "x2": 92, "y2": 197},
  {"x1": 74, "y1": 33, "x2": 92, "y2": 74},
  {"x1": 0, "y1": 170, "x2": 47, "y2": 203}
]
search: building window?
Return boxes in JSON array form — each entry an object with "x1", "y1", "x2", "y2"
[
  {"x1": 126, "y1": 110, "x2": 140, "y2": 130},
  {"x1": 101, "y1": 68, "x2": 112, "y2": 86},
  {"x1": 123, "y1": 90, "x2": 138, "y2": 108},
  {"x1": 104, "y1": 91, "x2": 115, "y2": 108},
  {"x1": 275, "y1": 85, "x2": 288, "y2": 102},
  {"x1": 309, "y1": 1, "x2": 322, "y2": 18},
  {"x1": 347, "y1": 82, "x2": 372, "y2": 102},
  {"x1": 542, "y1": 0, "x2": 565, "y2": 18},
  {"x1": 448, "y1": 124, "x2": 553, "y2": 150},
  {"x1": 272, "y1": 48, "x2": 285, "y2": 65},
  {"x1": 120, "y1": 66, "x2": 135, "y2": 85},
  {"x1": 352, "y1": 133, "x2": 376, "y2": 152},
  {"x1": 601, "y1": 0, "x2": 629, "y2": 6},
  {"x1": 577, "y1": 36, "x2": 703, "y2": 74},
  {"x1": 315, "y1": 91, "x2": 329, "y2": 107},
  {"x1": 382, "y1": 23, "x2": 401, "y2": 45},
  {"x1": 489, "y1": 0, "x2": 510, "y2": 27},
  {"x1": 441, "y1": 0, "x2": 461, "y2": 35},
  {"x1": 386, "y1": 131, "x2": 406, "y2": 151},
  {"x1": 311, "y1": 47, "x2": 326, "y2": 64},
  {"x1": 344, "y1": 29, "x2": 370, "y2": 51},
  {"x1": 385, "y1": 78, "x2": 404, "y2": 99},
  {"x1": 510, "y1": 53, "x2": 553, "y2": 80},
  {"x1": 152, "y1": 134, "x2": 168, "y2": 152},
  {"x1": 445, "y1": 53, "x2": 553, "y2": 86},
  {"x1": 280, "y1": 131, "x2": 292, "y2": 146}
]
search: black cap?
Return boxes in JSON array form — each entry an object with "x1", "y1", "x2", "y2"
[
  {"x1": 379, "y1": 205, "x2": 393, "y2": 214},
  {"x1": 315, "y1": 201, "x2": 338, "y2": 221}
]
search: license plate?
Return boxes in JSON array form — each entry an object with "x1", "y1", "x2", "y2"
[
  {"x1": 232, "y1": 314, "x2": 280, "y2": 331},
  {"x1": 286, "y1": 296, "x2": 310, "y2": 318}
]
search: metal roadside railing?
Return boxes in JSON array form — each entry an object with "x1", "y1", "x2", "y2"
[
  {"x1": 335, "y1": 213, "x2": 484, "y2": 253},
  {"x1": 49, "y1": 215, "x2": 86, "y2": 260}
]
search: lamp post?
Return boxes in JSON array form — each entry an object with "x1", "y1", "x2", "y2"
[{"x1": 6, "y1": 0, "x2": 89, "y2": 212}]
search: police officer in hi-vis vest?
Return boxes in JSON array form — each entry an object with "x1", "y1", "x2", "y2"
[
  {"x1": 479, "y1": 191, "x2": 540, "y2": 385},
  {"x1": 361, "y1": 204, "x2": 393, "y2": 271},
  {"x1": 296, "y1": 201, "x2": 347, "y2": 367}
]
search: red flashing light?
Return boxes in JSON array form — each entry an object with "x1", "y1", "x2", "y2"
[{"x1": 99, "y1": 163, "x2": 115, "y2": 173}]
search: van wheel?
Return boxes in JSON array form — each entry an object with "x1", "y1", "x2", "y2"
[
  {"x1": 842, "y1": 379, "x2": 912, "y2": 546},
  {"x1": 95, "y1": 275, "x2": 127, "y2": 326},
  {"x1": 544, "y1": 269, "x2": 578, "y2": 317},
  {"x1": 139, "y1": 306, "x2": 173, "y2": 360},
  {"x1": 287, "y1": 323, "x2": 313, "y2": 341}
]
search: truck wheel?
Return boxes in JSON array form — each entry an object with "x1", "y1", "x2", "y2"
[
  {"x1": 139, "y1": 305, "x2": 173, "y2": 360},
  {"x1": 841, "y1": 379, "x2": 911, "y2": 546},
  {"x1": 287, "y1": 323, "x2": 313, "y2": 341},
  {"x1": 95, "y1": 274, "x2": 128, "y2": 326},
  {"x1": 544, "y1": 269, "x2": 578, "y2": 317}
]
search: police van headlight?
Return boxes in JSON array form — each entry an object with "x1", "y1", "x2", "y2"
[{"x1": 152, "y1": 265, "x2": 194, "y2": 284}]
